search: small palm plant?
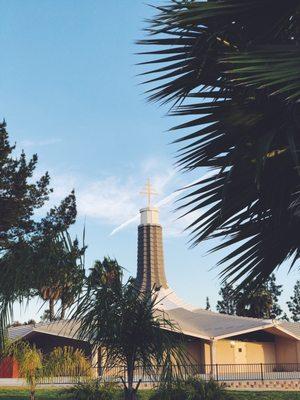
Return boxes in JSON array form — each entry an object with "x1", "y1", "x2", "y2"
[
  {"x1": 3, "y1": 342, "x2": 92, "y2": 400},
  {"x1": 72, "y1": 257, "x2": 190, "y2": 400},
  {"x1": 4, "y1": 341, "x2": 43, "y2": 400}
]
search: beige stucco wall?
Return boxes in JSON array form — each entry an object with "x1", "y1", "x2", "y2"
[
  {"x1": 215, "y1": 340, "x2": 235, "y2": 364},
  {"x1": 275, "y1": 337, "x2": 298, "y2": 364},
  {"x1": 184, "y1": 336, "x2": 299, "y2": 365},
  {"x1": 205, "y1": 339, "x2": 276, "y2": 364},
  {"x1": 245, "y1": 341, "x2": 275, "y2": 364}
]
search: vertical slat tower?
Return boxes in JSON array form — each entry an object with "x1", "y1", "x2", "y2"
[{"x1": 136, "y1": 180, "x2": 168, "y2": 291}]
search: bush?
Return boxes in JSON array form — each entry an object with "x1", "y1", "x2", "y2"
[
  {"x1": 65, "y1": 380, "x2": 121, "y2": 400},
  {"x1": 149, "y1": 378, "x2": 232, "y2": 400},
  {"x1": 44, "y1": 346, "x2": 91, "y2": 377}
]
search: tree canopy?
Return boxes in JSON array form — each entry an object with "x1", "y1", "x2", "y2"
[
  {"x1": 0, "y1": 121, "x2": 79, "y2": 345},
  {"x1": 217, "y1": 274, "x2": 283, "y2": 319},
  {"x1": 287, "y1": 280, "x2": 300, "y2": 322}
]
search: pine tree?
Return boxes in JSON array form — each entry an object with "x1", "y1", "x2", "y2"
[
  {"x1": 217, "y1": 275, "x2": 283, "y2": 319},
  {"x1": 287, "y1": 281, "x2": 300, "y2": 322},
  {"x1": 0, "y1": 121, "x2": 51, "y2": 250},
  {"x1": 216, "y1": 282, "x2": 236, "y2": 315},
  {"x1": 266, "y1": 274, "x2": 283, "y2": 318},
  {"x1": 236, "y1": 275, "x2": 283, "y2": 319},
  {"x1": 280, "y1": 313, "x2": 290, "y2": 322},
  {"x1": 205, "y1": 297, "x2": 211, "y2": 311},
  {"x1": 0, "y1": 121, "x2": 78, "y2": 343},
  {"x1": 236, "y1": 287, "x2": 273, "y2": 319}
]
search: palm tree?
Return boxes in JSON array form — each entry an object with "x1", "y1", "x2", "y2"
[
  {"x1": 72, "y1": 257, "x2": 189, "y2": 400},
  {"x1": 138, "y1": 1, "x2": 300, "y2": 290},
  {"x1": 36, "y1": 231, "x2": 86, "y2": 321},
  {"x1": 39, "y1": 287, "x2": 60, "y2": 322}
]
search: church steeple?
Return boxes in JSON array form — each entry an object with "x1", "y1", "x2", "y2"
[{"x1": 136, "y1": 180, "x2": 168, "y2": 291}]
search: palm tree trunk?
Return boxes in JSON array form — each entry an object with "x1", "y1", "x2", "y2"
[
  {"x1": 29, "y1": 377, "x2": 35, "y2": 400},
  {"x1": 30, "y1": 389, "x2": 35, "y2": 400},
  {"x1": 125, "y1": 362, "x2": 137, "y2": 400},
  {"x1": 49, "y1": 298, "x2": 55, "y2": 322},
  {"x1": 60, "y1": 301, "x2": 67, "y2": 320}
]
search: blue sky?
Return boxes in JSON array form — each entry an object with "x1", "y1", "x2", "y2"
[{"x1": 0, "y1": 0, "x2": 297, "y2": 321}]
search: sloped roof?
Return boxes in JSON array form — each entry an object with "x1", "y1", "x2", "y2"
[
  {"x1": 8, "y1": 294, "x2": 300, "y2": 343},
  {"x1": 156, "y1": 288, "x2": 196, "y2": 312},
  {"x1": 164, "y1": 307, "x2": 274, "y2": 340},
  {"x1": 8, "y1": 324, "x2": 33, "y2": 341},
  {"x1": 8, "y1": 320, "x2": 81, "y2": 342},
  {"x1": 280, "y1": 321, "x2": 300, "y2": 339},
  {"x1": 157, "y1": 287, "x2": 299, "y2": 341}
]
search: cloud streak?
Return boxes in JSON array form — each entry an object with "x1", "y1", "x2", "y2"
[
  {"x1": 41, "y1": 157, "x2": 213, "y2": 238},
  {"x1": 109, "y1": 171, "x2": 213, "y2": 236}
]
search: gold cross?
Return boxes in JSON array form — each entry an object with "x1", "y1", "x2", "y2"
[{"x1": 140, "y1": 178, "x2": 157, "y2": 207}]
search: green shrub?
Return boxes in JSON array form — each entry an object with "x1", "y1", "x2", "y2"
[
  {"x1": 65, "y1": 380, "x2": 121, "y2": 400},
  {"x1": 149, "y1": 378, "x2": 232, "y2": 400}
]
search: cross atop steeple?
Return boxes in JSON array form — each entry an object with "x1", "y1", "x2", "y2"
[{"x1": 140, "y1": 178, "x2": 157, "y2": 207}]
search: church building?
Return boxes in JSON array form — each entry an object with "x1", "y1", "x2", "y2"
[
  {"x1": 5, "y1": 186, "x2": 300, "y2": 378},
  {"x1": 135, "y1": 194, "x2": 300, "y2": 367}
]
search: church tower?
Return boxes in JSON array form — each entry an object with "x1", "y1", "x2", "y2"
[{"x1": 136, "y1": 180, "x2": 168, "y2": 292}]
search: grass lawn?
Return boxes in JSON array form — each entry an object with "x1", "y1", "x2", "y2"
[
  {"x1": 0, "y1": 387, "x2": 67, "y2": 399},
  {"x1": 0, "y1": 387, "x2": 300, "y2": 399}
]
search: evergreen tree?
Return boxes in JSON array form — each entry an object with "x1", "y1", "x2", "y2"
[
  {"x1": 205, "y1": 297, "x2": 211, "y2": 311},
  {"x1": 236, "y1": 275, "x2": 283, "y2": 319},
  {"x1": 0, "y1": 121, "x2": 51, "y2": 249},
  {"x1": 280, "y1": 313, "x2": 290, "y2": 322},
  {"x1": 0, "y1": 121, "x2": 77, "y2": 344},
  {"x1": 287, "y1": 281, "x2": 300, "y2": 322},
  {"x1": 236, "y1": 287, "x2": 273, "y2": 319},
  {"x1": 216, "y1": 282, "x2": 236, "y2": 315},
  {"x1": 266, "y1": 274, "x2": 283, "y2": 318},
  {"x1": 217, "y1": 275, "x2": 283, "y2": 319}
]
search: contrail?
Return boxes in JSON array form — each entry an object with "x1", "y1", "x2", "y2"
[{"x1": 109, "y1": 172, "x2": 213, "y2": 236}]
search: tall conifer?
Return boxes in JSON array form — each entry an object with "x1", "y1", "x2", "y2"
[{"x1": 287, "y1": 281, "x2": 300, "y2": 322}]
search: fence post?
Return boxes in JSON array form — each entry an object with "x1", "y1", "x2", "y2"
[
  {"x1": 216, "y1": 364, "x2": 219, "y2": 381},
  {"x1": 260, "y1": 363, "x2": 264, "y2": 381}
]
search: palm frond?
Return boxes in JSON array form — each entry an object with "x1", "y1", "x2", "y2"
[
  {"x1": 222, "y1": 46, "x2": 300, "y2": 102},
  {"x1": 139, "y1": 0, "x2": 300, "y2": 288}
]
